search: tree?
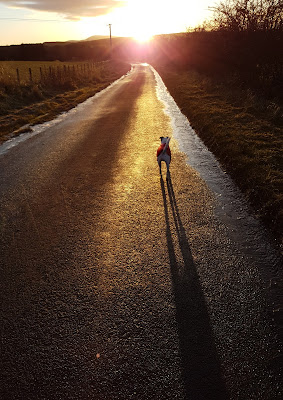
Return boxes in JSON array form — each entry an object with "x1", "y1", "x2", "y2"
[{"x1": 210, "y1": 0, "x2": 283, "y2": 31}]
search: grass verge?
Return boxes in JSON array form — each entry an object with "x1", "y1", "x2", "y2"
[
  {"x1": 0, "y1": 60, "x2": 131, "y2": 144},
  {"x1": 155, "y1": 65, "x2": 283, "y2": 246}
]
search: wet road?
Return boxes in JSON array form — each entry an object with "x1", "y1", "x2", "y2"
[{"x1": 0, "y1": 64, "x2": 282, "y2": 399}]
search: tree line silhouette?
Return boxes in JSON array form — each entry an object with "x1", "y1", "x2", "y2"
[
  {"x1": 147, "y1": 0, "x2": 282, "y2": 97},
  {"x1": 0, "y1": 40, "x2": 112, "y2": 62},
  {"x1": 210, "y1": 0, "x2": 282, "y2": 32},
  {"x1": 148, "y1": 30, "x2": 282, "y2": 98}
]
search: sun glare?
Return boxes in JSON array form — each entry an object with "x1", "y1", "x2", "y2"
[
  {"x1": 119, "y1": 0, "x2": 156, "y2": 42},
  {"x1": 110, "y1": 0, "x2": 212, "y2": 41},
  {"x1": 133, "y1": 32, "x2": 153, "y2": 43}
]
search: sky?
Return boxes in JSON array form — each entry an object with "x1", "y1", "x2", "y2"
[{"x1": 0, "y1": 0, "x2": 213, "y2": 46}]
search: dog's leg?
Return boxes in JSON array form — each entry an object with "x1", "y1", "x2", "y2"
[
  {"x1": 158, "y1": 160, "x2": 162, "y2": 175},
  {"x1": 166, "y1": 161, "x2": 170, "y2": 179}
]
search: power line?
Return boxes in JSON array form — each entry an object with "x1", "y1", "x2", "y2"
[{"x1": 0, "y1": 17, "x2": 70, "y2": 22}]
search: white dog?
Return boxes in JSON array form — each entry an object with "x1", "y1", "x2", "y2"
[{"x1": 157, "y1": 136, "x2": 171, "y2": 177}]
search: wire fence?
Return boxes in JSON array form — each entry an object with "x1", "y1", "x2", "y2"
[{"x1": 0, "y1": 61, "x2": 107, "y2": 87}]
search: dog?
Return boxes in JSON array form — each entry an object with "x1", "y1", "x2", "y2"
[{"x1": 157, "y1": 136, "x2": 171, "y2": 178}]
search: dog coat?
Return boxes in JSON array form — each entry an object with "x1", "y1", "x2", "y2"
[{"x1": 157, "y1": 143, "x2": 171, "y2": 159}]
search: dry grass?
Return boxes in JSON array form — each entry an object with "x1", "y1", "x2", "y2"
[
  {"x1": 155, "y1": 65, "x2": 283, "y2": 244},
  {"x1": 0, "y1": 60, "x2": 130, "y2": 142},
  {"x1": 0, "y1": 60, "x2": 108, "y2": 85}
]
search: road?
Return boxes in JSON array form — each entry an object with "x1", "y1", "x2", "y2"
[{"x1": 0, "y1": 64, "x2": 282, "y2": 399}]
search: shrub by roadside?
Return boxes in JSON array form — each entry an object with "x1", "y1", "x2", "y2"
[{"x1": 155, "y1": 65, "x2": 283, "y2": 246}]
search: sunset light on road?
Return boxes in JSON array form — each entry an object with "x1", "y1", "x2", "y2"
[{"x1": 0, "y1": 0, "x2": 282, "y2": 396}]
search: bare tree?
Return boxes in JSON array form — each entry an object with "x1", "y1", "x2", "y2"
[{"x1": 210, "y1": 0, "x2": 283, "y2": 31}]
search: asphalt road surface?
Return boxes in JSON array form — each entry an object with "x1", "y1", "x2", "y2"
[{"x1": 0, "y1": 64, "x2": 282, "y2": 399}]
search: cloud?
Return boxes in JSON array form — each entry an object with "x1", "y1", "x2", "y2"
[{"x1": 0, "y1": 0, "x2": 126, "y2": 19}]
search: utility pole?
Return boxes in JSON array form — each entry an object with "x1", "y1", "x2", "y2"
[{"x1": 108, "y1": 23, "x2": 112, "y2": 58}]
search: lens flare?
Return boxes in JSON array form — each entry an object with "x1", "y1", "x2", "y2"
[{"x1": 133, "y1": 32, "x2": 153, "y2": 43}]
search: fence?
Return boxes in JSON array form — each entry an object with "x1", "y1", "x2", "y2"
[
  {"x1": 17, "y1": 63, "x2": 99, "y2": 84},
  {"x1": 0, "y1": 61, "x2": 106, "y2": 87}
]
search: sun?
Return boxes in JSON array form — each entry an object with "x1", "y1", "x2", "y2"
[
  {"x1": 120, "y1": 0, "x2": 155, "y2": 42},
  {"x1": 133, "y1": 32, "x2": 153, "y2": 43}
]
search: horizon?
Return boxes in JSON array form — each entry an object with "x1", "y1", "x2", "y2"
[
  {"x1": 0, "y1": 0, "x2": 212, "y2": 46},
  {"x1": 0, "y1": 32, "x2": 188, "y2": 47}
]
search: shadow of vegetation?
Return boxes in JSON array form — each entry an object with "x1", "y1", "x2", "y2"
[{"x1": 160, "y1": 176, "x2": 229, "y2": 400}]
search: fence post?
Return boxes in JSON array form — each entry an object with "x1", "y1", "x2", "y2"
[
  {"x1": 40, "y1": 67, "x2": 43, "y2": 81},
  {"x1": 29, "y1": 68, "x2": 32, "y2": 82},
  {"x1": 16, "y1": 68, "x2": 20, "y2": 84}
]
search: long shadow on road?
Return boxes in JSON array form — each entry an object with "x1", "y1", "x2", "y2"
[{"x1": 160, "y1": 176, "x2": 229, "y2": 400}]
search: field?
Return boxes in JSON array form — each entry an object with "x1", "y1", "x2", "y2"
[
  {"x1": 0, "y1": 60, "x2": 108, "y2": 85},
  {"x1": 155, "y1": 65, "x2": 283, "y2": 245},
  {"x1": 0, "y1": 60, "x2": 121, "y2": 92},
  {"x1": 0, "y1": 60, "x2": 131, "y2": 142}
]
